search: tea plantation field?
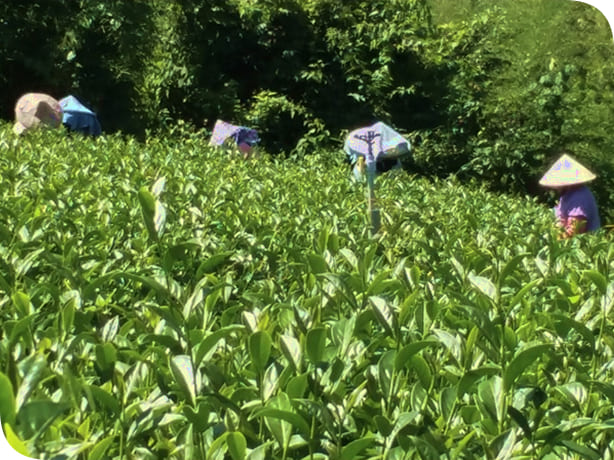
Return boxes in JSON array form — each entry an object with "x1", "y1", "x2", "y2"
[{"x1": 1, "y1": 126, "x2": 614, "y2": 460}]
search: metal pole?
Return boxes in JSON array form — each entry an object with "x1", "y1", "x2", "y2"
[
  {"x1": 366, "y1": 163, "x2": 380, "y2": 236},
  {"x1": 354, "y1": 131, "x2": 381, "y2": 236}
]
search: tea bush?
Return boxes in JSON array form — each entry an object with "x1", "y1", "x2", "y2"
[
  {"x1": 1, "y1": 125, "x2": 614, "y2": 459},
  {"x1": 3, "y1": 0, "x2": 614, "y2": 220}
]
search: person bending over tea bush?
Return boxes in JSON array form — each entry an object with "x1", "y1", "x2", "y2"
[{"x1": 539, "y1": 153, "x2": 601, "y2": 238}]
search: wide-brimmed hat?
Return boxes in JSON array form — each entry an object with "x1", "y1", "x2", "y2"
[
  {"x1": 13, "y1": 93, "x2": 63, "y2": 135},
  {"x1": 539, "y1": 153, "x2": 596, "y2": 187}
]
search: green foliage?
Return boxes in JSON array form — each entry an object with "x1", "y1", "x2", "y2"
[
  {"x1": 300, "y1": 0, "x2": 436, "y2": 126},
  {"x1": 0, "y1": 0, "x2": 159, "y2": 133},
  {"x1": 418, "y1": 0, "x2": 614, "y2": 218},
  {"x1": 1, "y1": 0, "x2": 614, "y2": 212},
  {"x1": 1, "y1": 124, "x2": 614, "y2": 458},
  {"x1": 244, "y1": 91, "x2": 309, "y2": 154}
]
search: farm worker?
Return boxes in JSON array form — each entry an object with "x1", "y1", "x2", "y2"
[
  {"x1": 209, "y1": 120, "x2": 260, "y2": 158},
  {"x1": 59, "y1": 95, "x2": 102, "y2": 136},
  {"x1": 13, "y1": 93, "x2": 63, "y2": 135},
  {"x1": 352, "y1": 155, "x2": 400, "y2": 180},
  {"x1": 539, "y1": 153, "x2": 601, "y2": 238},
  {"x1": 344, "y1": 122, "x2": 411, "y2": 181}
]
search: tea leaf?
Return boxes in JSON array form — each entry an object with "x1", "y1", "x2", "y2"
[
  {"x1": 2, "y1": 422, "x2": 30, "y2": 457},
  {"x1": 370, "y1": 296, "x2": 396, "y2": 338},
  {"x1": 395, "y1": 340, "x2": 438, "y2": 371},
  {"x1": 169, "y1": 355, "x2": 197, "y2": 405},
  {"x1": 280, "y1": 334, "x2": 301, "y2": 371},
  {"x1": 16, "y1": 355, "x2": 47, "y2": 411},
  {"x1": 249, "y1": 331, "x2": 272, "y2": 373},
  {"x1": 504, "y1": 344, "x2": 552, "y2": 391},
  {"x1": 508, "y1": 279, "x2": 541, "y2": 309},
  {"x1": 560, "y1": 440, "x2": 600, "y2": 460},
  {"x1": 493, "y1": 429, "x2": 516, "y2": 460},
  {"x1": 89, "y1": 435, "x2": 115, "y2": 460},
  {"x1": 306, "y1": 327, "x2": 327, "y2": 364},
  {"x1": 469, "y1": 273, "x2": 496, "y2": 301},
  {"x1": 552, "y1": 314, "x2": 594, "y2": 351},
  {"x1": 307, "y1": 253, "x2": 329, "y2": 274},
  {"x1": 11, "y1": 291, "x2": 31, "y2": 317},
  {"x1": 198, "y1": 252, "x2": 232, "y2": 274},
  {"x1": 254, "y1": 408, "x2": 310, "y2": 435},
  {"x1": 151, "y1": 177, "x2": 166, "y2": 197},
  {"x1": 227, "y1": 431, "x2": 247, "y2": 460},
  {"x1": 507, "y1": 406, "x2": 532, "y2": 439},
  {"x1": 498, "y1": 254, "x2": 528, "y2": 287},
  {"x1": 340, "y1": 436, "x2": 375, "y2": 460},
  {"x1": 286, "y1": 374, "x2": 308, "y2": 399},
  {"x1": 477, "y1": 376, "x2": 504, "y2": 424},
  {"x1": 458, "y1": 366, "x2": 500, "y2": 398},
  {"x1": 0, "y1": 373, "x2": 16, "y2": 426},
  {"x1": 583, "y1": 270, "x2": 607, "y2": 296},
  {"x1": 195, "y1": 325, "x2": 244, "y2": 368},
  {"x1": 374, "y1": 415, "x2": 393, "y2": 436}
]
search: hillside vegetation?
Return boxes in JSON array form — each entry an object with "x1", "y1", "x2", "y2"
[
  {"x1": 2, "y1": 127, "x2": 614, "y2": 459},
  {"x1": 2, "y1": 0, "x2": 614, "y2": 217}
]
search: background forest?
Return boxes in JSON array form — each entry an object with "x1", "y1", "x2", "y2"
[{"x1": 1, "y1": 0, "x2": 613, "y2": 218}]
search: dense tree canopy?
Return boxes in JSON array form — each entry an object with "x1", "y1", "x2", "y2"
[{"x1": 1, "y1": 0, "x2": 613, "y2": 217}]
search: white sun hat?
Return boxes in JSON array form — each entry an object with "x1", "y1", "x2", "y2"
[
  {"x1": 539, "y1": 153, "x2": 596, "y2": 187},
  {"x1": 13, "y1": 93, "x2": 63, "y2": 135}
]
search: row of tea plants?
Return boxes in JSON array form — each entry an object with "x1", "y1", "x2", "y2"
[{"x1": 1, "y1": 125, "x2": 614, "y2": 459}]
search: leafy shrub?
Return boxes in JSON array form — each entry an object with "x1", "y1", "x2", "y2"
[
  {"x1": 244, "y1": 90, "x2": 310, "y2": 154},
  {"x1": 1, "y1": 0, "x2": 613, "y2": 220},
  {"x1": 2, "y1": 123, "x2": 614, "y2": 459}
]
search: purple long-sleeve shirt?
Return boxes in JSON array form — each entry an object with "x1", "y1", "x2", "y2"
[{"x1": 555, "y1": 185, "x2": 601, "y2": 232}]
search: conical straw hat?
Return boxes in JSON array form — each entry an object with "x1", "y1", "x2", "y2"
[
  {"x1": 539, "y1": 154, "x2": 596, "y2": 187},
  {"x1": 13, "y1": 93, "x2": 63, "y2": 135}
]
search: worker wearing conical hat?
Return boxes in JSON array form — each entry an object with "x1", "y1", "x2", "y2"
[
  {"x1": 539, "y1": 153, "x2": 600, "y2": 238},
  {"x1": 13, "y1": 93, "x2": 63, "y2": 135}
]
